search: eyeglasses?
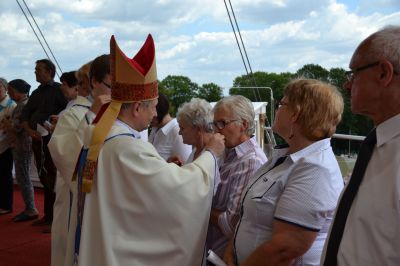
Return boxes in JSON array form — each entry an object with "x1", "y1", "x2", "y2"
[
  {"x1": 275, "y1": 99, "x2": 288, "y2": 111},
  {"x1": 345, "y1": 61, "x2": 379, "y2": 82},
  {"x1": 102, "y1": 81, "x2": 111, "y2": 89},
  {"x1": 212, "y1": 119, "x2": 239, "y2": 130}
]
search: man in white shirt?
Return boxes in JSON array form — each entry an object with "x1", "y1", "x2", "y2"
[
  {"x1": 149, "y1": 93, "x2": 191, "y2": 162},
  {"x1": 322, "y1": 25, "x2": 400, "y2": 266}
]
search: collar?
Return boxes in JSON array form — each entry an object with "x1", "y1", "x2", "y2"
[
  {"x1": 38, "y1": 80, "x2": 55, "y2": 89},
  {"x1": 74, "y1": 95, "x2": 91, "y2": 107},
  {"x1": 226, "y1": 136, "x2": 257, "y2": 158},
  {"x1": 160, "y1": 118, "x2": 178, "y2": 135},
  {"x1": 115, "y1": 119, "x2": 142, "y2": 139},
  {"x1": 288, "y1": 138, "x2": 331, "y2": 163},
  {"x1": 376, "y1": 113, "x2": 400, "y2": 148},
  {"x1": 0, "y1": 95, "x2": 11, "y2": 107}
]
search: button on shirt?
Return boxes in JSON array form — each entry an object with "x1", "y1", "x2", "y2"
[
  {"x1": 235, "y1": 138, "x2": 343, "y2": 265},
  {"x1": 207, "y1": 136, "x2": 267, "y2": 257},
  {"x1": 149, "y1": 118, "x2": 191, "y2": 161},
  {"x1": 328, "y1": 113, "x2": 400, "y2": 266}
]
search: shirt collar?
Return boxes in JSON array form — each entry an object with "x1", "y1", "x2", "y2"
[
  {"x1": 0, "y1": 95, "x2": 10, "y2": 106},
  {"x1": 115, "y1": 119, "x2": 142, "y2": 139},
  {"x1": 376, "y1": 113, "x2": 400, "y2": 148},
  {"x1": 227, "y1": 135, "x2": 257, "y2": 158},
  {"x1": 160, "y1": 118, "x2": 177, "y2": 135},
  {"x1": 288, "y1": 138, "x2": 331, "y2": 163},
  {"x1": 38, "y1": 80, "x2": 55, "y2": 88}
]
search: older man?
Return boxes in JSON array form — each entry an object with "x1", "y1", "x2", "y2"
[
  {"x1": 208, "y1": 95, "x2": 267, "y2": 257},
  {"x1": 74, "y1": 34, "x2": 225, "y2": 266},
  {"x1": 322, "y1": 25, "x2": 400, "y2": 266}
]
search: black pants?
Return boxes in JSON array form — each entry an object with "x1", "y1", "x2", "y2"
[
  {"x1": 32, "y1": 135, "x2": 56, "y2": 222},
  {"x1": 0, "y1": 148, "x2": 13, "y2": 211}
]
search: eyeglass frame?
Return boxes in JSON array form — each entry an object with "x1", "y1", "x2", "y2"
[
  {"x1": 345, "y1": 61, "x2": 380, "y2": 82},
  {"x1": 212, "y1": 119, "x2": 240, "y2": 130},
  {"x1": 275, "y1": 99, "x2": 288, "y2": 111}
]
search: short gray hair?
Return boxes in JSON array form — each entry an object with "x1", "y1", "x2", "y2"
[
  {"x1": 177, "y1": 98, "x2": 213, "y2": 133},
  {"x1": 0, "y1": 78, "x2": 7, "y2": 89},
  {"x1": 213, "y1": 95, "x2": 255, "y2": 136},
  {"x1": 360, "y1": 25, "x2": 400, "y2": 74},
  {"x1": 120, "y1": 99, "x2": 154, "y2": 111}
]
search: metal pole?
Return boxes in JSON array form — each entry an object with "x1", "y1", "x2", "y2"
[{"x1": 265, "y1": 87, "x2": 274, "y2": 123}]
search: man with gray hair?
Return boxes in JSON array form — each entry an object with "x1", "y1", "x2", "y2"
[
  {"x1": 207, "y1": 95, "x2": 267, "y2": 257},
  {"x1": 322, "y1": 25, "x2": 400, "y2": 266}
]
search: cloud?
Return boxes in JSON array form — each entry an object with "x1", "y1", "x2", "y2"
[{"x1": 0, "y1": 0, "x2": 399, "y2": 90}]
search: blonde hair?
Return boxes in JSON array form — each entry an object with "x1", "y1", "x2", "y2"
[
  {"x1": 76, "y1": 61, "x2": 92, "y2": 84},
  {"x1": 284, "y1": 78, "x2": 344, "y2": 141}
]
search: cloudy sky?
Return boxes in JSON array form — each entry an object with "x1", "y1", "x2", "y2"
[{"x1": 0, "y1": 0, "x2": 399, "y2": 93}]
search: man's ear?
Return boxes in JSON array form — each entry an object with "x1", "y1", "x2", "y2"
[
  {"x1": 130, "y1": 102, "x2": 141, "y2": 117},
  {"x1": 379, "y1": 59, "x2": 395, "y2": 87},
  {"x1": 241, "y1": 119, "x2": 249, "y2": 133}
]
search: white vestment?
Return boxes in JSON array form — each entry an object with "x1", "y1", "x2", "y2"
[
  {"x1": 78, "y1": 122, "x2": 216, "y2": 266},
  {"x1": 48, "y1": 96, "x2": 92, "y2": 266}
]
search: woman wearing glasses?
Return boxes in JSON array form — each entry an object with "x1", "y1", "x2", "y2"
[{"x1": 224, "y1": 79, "x2": 344, "y2": 266}]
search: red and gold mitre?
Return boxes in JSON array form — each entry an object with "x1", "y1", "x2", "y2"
[
  {"x1": 81, "y1": 34, "x2": 158, "y2": 193},
  {"x1": 110, "y1": 34, "x2": 158, "y2": 102}
]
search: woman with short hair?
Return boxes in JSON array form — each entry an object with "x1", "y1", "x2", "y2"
[
  {"x1": 225, "y1": 78, "x2": 344, "y2": 266},
  {"x1": 175, "y1": 98, "x2": 214, "y2": 163}
]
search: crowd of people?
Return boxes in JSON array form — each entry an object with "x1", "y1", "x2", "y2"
[{"x1": 0, "y1": 25, "x2": 399, "y2": 266}]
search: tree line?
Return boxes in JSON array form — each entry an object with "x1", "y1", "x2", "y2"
[{"x1": 159, "y1": 63, "x2": 374, "y2": 155}]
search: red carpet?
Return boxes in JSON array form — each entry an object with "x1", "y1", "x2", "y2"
[{"x1": 0, "y1": 186, "x2": 50, "y2": 266}]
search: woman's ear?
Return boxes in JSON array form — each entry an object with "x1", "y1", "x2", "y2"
[{"x1": 291, "y1": 110, "x2": 299, "y2": 123}]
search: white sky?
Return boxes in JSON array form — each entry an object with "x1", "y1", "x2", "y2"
[{"x1": 0, "y1": 0, "x2": 399, "y2": 92}]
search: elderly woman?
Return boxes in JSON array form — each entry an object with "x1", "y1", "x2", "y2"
[
  {"x1": 174, "y1": 98, "x2": 214, "y2": 164},
  {"x1": 224, "y1": 79, "x2": 344, "y2": 266}
]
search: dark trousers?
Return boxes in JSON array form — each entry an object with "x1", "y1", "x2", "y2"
[
  {"x1": 0, "y1": 148, "x2": 13, "y2": 211},
  {"x1": 32, "y1": 135, "x2": 56, "y2": 222}
]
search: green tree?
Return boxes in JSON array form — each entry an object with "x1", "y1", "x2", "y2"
[
  {"x1": 198, "y1": 83, "x2": 223, "y2": 102},
  {"x1": 160, "y1": 75, "x2": 199, "y2": 115},
  {"x1": 296, "y1": 64, "x2": 329, "y2": 81},
  {"x1": 229, "y1": 71, "x2": 292, "y2": 123},
  {"x1": 327, "y1": 67, "x2": 373, "y2": 155}
]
